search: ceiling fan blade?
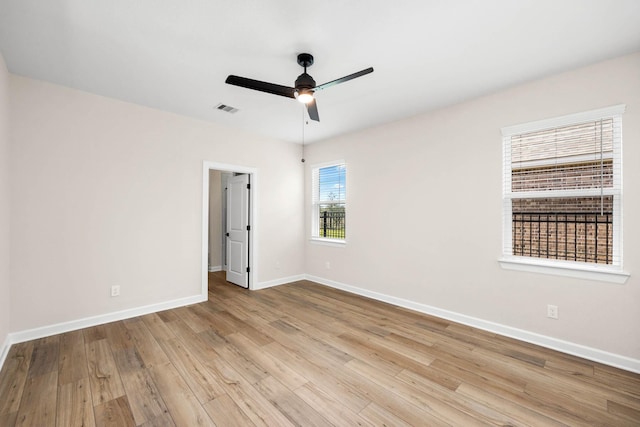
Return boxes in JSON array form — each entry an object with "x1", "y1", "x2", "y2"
[
  {"x1": 225, "y1": 75, "x2": 296, "y2": 99},
  {"x1": 306, "y1": 98, "x2": 320, "y2": 122},
  {"x1": 314, "y1": 67, "x2": 374, "y2": 92}
]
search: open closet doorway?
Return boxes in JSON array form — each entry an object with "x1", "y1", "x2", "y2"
[{"x1": 202, "y1": 162, "x2": 257, "y2": 296}]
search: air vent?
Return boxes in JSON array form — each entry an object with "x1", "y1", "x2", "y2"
[{"x1": 215, "y1": 103, "x2": 239, "y2": 114}]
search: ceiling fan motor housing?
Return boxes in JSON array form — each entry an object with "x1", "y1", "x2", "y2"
[{"x1": 295, "y1": 72, "x2": 316, "y2": 91}]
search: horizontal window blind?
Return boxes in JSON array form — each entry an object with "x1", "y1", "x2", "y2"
[
  {"x1": 312, "y1": 162, "x2": 346, "y2": 240},
  {"x1": 511, "y1": 120, "x2": 614, "y2": 164},
  {"x1": 502, "y1": 106, "x2": 623, "y2": 267},
  {"x1": 511, "y1": 119, "x2": 616, "y2": 194}
]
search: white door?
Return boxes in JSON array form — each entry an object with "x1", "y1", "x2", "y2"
[{"x1": 226, "y1": 174, "x2": 250, "y2": 288}]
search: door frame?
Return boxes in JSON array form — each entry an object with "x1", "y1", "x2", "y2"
[{"x1": 202, "y1": 161, "x2": 257, "y2": 296}]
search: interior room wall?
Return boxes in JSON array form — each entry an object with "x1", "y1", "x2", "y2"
[
  {"x1": 208, "y1": 169, "x2": 222, "y2": 271},
  {"x1": 9, "y1": 75, "x2": 304, "y2": 333},
  {"x1": 304, "y1": 52, "x2": 640, "y2": 361},
  {"x1": 0, "y1": 53, "x2": 10, "y2": 354}
]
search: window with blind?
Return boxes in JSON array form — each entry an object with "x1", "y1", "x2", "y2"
[
  {"x1": 311, "y1": 162, "x2": 346, "y2": 242},
  {"x1": 501, "y1": 105, "x2": 624, "y2": 271}
]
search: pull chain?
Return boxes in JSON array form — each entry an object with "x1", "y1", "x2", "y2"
[{"x1": 301, "y1": 107, "x2": 306, "y2": 163}]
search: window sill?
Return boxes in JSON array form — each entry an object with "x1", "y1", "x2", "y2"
[
  {"x1": 498, "y1": 257, "x2": 629, "y2": 284},
  {"x1": 310, "y1": 237, "x2": 346, "y2": 247}
]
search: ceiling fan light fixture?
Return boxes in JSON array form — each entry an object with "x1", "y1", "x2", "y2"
[
  {"x1": 295, "y1": 89, "x2": 314, "y2": 104},
  {"x1": 225, "y1": 52, "x2": 373, "y2": 122}
]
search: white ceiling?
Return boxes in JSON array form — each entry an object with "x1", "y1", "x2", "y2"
[{"x1": 1, "y1": 1, "x2": 639, "y2": 144}]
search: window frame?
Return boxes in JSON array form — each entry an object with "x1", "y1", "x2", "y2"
[
  {"x1": 311, "y1": 160, "x2": 347, "y2": 245},
  {"x1": 499, "y1": 105, "x2": 629, "y2": 284}
]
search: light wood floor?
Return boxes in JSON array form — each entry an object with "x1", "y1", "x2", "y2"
[{"x1": 1, "y1": 272, "x2": 639, "y2": 426}]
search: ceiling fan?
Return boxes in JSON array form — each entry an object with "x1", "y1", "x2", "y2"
[{"x1": 225, "y1": 53, "x2": 373, "y2": 122}]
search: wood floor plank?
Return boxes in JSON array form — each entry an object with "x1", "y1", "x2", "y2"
[
  {"x1": 111, "y1": 346, "x2": 145, "y2": 373},
  {"x1": 294, "y1": 381, "x2": 373, "y2": 427},
  {"x1": 427, "y1": 347, "x2": 528, "y2": 395},
  {"x1": 339, "y1": 331, "x2": 435, "y2": 374},
  {"x1": 359, "y1": 402, "x2": 415, "y2": 427},
  {"x1": 523, "y1": 380, "x2": 640, "y2": 426},
  {"x1": 1, "y1": 272, "x2": 638, "y2": 426},
  {"x1": 595, "y1": 364, "x2": 640, "y2": 397},
  {"x1": 94, "y1": 395, "x2": 136, "y2": 427},
  {"x1": 58, "y1": 330, "x2": 89, "y2": 385},
  {"x1": 126, "y1": 323, "x2": 170, "y2": 369},
  {"x1": 456, "y1": 382, "x2": 567, "y2": 426},
  {"x1": 226, "y1": 332, "x2": 309, "y2": 390},
  {"x1": 173, "y1": 306, "x2": 211, "y2": 334},
  {"x1": 254, "y1": 375, "x2": 331, "y2": 427},
  {"x1": 214, "y1": 308, "x2": 275, "y2": 346},
  {"x1": 261, "y1": 340, "x2": 371, "y2": 413},
  {"x1": 396, "y1": 368, "x2": 524, "y2": 426},
  {"x1": 14, "y1": 371, "x2": 58, "y2": 427},
  {"x1": 0, "y1": 411, "x2": 17, "y2": 426},
  {"x1": 471, "y1": 344, "x2": 640, "y2": 423},
  {"x1": 57, "y1": 377, "x2": 96, "y2": 427},
  {"x1": 335, "y1": 359, "x2": 451, "y2": 427},
  {"x1": 346, "y1": 358, "x2": 488, "y2": 427},
  {"x1": 138, "y1": 412, "x2": 176, "y2": 427},
  {"x1": 189, "y1": 304, "x2": 238, "y2": 336},
  {"x1": 608, "y1": 399, "x2": 640, "y2": 423},
  {"x1": 26, "y1": 336, "x2": 59, "y2": 379},
  {"x1": 149, "y1": 362, "x2": 215, "y2": 427},
  {"x1": 219, "y1": 378, "x2": 296, "y2": 427},
  {"x1": 216, "y1": 295, "x2": 281, "y2": 324},
  {"x1": 158, "y1": 337, "x2": 227, "y2": 404},
  {"x1": 86, "y1": 338, "x2": 126, "y2": 406},
  {"x1": 113, "y1": 347, "x2": 168, "y2": 425},
  {"x1": 0, "y1": 342, "x2": 34, "y2": 416},
  {"x1": 202, "y1": 393, "x2": 257, "y2": 426},
  {"x1": 198, "y1": 329, "x2": 269, "y2": 385},
  {"x1": 155, "y1": 309, "x2": 180, "y2": 324},
  {"x1": 103, "y1": 321, "x2": 135, "y2": 352},
  {"x1": 83, "y1": 325, "x2": 108, "y2": 344},
  {"x1": 163, "y1": 318, "x2": 248, "y2": 388},
  {"x1": 141, "y1": 312, "x2": 177, "y2": 342},
  {"x1": 263, "y1": 317, "x2": 354, "y2": 368}
]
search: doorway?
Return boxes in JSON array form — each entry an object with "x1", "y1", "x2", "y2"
[{"x1": 202, "y1": 162, "x2": 257, "y2": 296}]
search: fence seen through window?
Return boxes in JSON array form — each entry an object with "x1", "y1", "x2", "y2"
[
  {"x1": 313, "y1": 163, "x2": 346, "y2": 240},
  {"x1": 319, "y1": 206, "x2": 345, "y2": 239},
  {"x1": 512, "y1": 197, "x2": 613, "y2": 264}
]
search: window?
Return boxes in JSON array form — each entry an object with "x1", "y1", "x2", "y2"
[
  {"x1": 501, "y1": 105, "x2": 625, "y2": 279},
  {"x1": 312, "y1": 162, "x2": 346, "y2": 242}
]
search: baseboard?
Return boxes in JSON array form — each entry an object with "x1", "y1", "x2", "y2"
[
  {"x1": 208, "y1": 265, "x2": 222, "y2": 272},
  {"x1": 7, "y1": 294, "x2": 206, "y2": 347},
  {"x1": 255, "y1": 274, "x2": 306, "y2": 290},
  {"x1": 305, "y1": 274, "x2": 640, "y2": 374},
  {"x1": 4, "y1": 275, "x2": 637, "y2": 374},
  {"x1": 0, "y1": 334, "x2": 10, "y2": 373}
]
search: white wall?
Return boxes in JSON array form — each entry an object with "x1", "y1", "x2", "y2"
[
  {"x1": 9, "y1": 76, "x2": 304, "y2": 332},
  {"x1": 305, "y1": 53, "x2": 640, "y2": 361},
  {"x1": 208, "y1": 170, "x2": 222, "y2": 270},
  {"x1": 0, "y1": 53, "x2": 10, "y2": 353}
]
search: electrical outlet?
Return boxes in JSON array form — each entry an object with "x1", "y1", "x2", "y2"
[
  {"x1": 325, "y1": 261, "x2": 331, "y2": 269},
  {"x1": 547, "y1": 304, "x2": 558, "y2": 319},
  {"x1": 111, "y1": 285, "x2": 120, "y2": 297}
]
